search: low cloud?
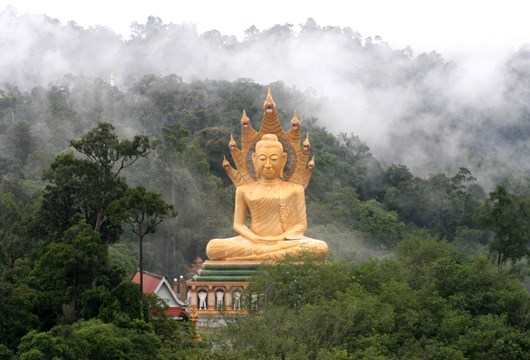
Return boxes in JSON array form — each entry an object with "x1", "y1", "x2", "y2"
[{"x1": 2, "y1": 9, "x2": 530, "y2": 187}]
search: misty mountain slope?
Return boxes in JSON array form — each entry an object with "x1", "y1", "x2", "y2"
[
  {"x1": 2, "y1": 9, "x2": 530, "y2": 187},
  {"x1": 0, "y1": 76, "x2": 495, "y2": 278}
]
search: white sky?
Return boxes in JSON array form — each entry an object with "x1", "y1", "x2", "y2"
[{"x1": 2, "y1": 0, "x2": 530, "y2": 60}]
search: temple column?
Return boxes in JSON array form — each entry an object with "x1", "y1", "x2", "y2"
[
  {"x1": 207, "y1": 287, "x2": 215, "y2": 310},
  {"x1": 225, "y1": 287, "x2": 232, "y2": 309},
  {"x1": 189, "y1": 287, "x2": 197, "y2": 309}
]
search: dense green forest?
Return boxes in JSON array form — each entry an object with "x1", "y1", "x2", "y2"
[
  {"x1": 0, "y1": 12, "x2": 529, "y2": 360},
  {"x1": 0, "y1": 76, "x2": 529, "y2": 359}
]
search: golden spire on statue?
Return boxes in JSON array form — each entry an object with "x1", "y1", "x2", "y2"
[
  {"x1": 223, "y1": 87, "x2": 315, "y2": 189},
  {"x1": 208, "y1": 87, "x2": 328, "y2": 262}
]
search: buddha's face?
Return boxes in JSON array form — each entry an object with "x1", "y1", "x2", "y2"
[{"x1": 253, "y1": 143, "x2": 287, "y2": 180}]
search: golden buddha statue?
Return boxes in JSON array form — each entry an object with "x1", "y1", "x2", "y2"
[{"x1": 206, "y1": 88, "x2": 328, "y2": 262}]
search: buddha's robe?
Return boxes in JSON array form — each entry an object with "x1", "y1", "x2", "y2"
[{"x1": 206, "y1": 182, "x2": 328, "y2": 261}]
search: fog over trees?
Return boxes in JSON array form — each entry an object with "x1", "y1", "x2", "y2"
[{"x1": 2, "y1": 9, "x2": 530, "y2": 186}]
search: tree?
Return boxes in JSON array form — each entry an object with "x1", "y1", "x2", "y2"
[
  {"x1": 70, "y1": 123, "x2": 151, "y2": 232},
  {"x1": 17, "y1": 319, "x2": 161, "y2": 360},
  {"x1": 353, "y1": 199, "x2": 406, "y2": 248},
  {"x1": 6, "y1": 121, "x2": 35, "y2": 169},
  {"x1": 478, "y1": 186, "x2": 530, "y2": 268},
  {"x1": 40, "y1": 123, "x2": 151, "y2": 242},
  {"x1": 0, "y1": 192, "x2": 29, "y2": 271},
  {"x1": 31, "y1": 223, "x2": 108, "y2": 324},
  {"x1": 382, "y1": 166, "x2": 484, "y2": 240},
  {"x1": 0, "y1": 282, "x2": 38, "y2": 351},
  {"x1": 0, "y1": 344, "x2": 14, "y2": 360},
  {"x1": 109, "y1": 187, "x2": 174, "y2": 317},
  {"x1": 220, "y1": 239, "x2": 530, "y2": 360}
]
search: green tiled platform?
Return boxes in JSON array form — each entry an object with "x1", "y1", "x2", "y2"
[{"x1": 192, "y1": 261, "x2": 262, "y2": 282}]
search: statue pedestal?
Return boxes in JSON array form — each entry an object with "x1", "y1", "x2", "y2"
[{"x1": 186, "y1": 260, "x2": 261, "y2": 328}]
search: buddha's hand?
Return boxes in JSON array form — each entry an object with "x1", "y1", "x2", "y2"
[
  {"x1": 257, "y1": 235, "x2": 285, "y2": 242},
  {"x1": 255, "y1": 233, "x2": 304, "y2": 242}
]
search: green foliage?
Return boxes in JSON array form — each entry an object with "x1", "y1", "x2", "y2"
[
  {"x1": 0, "y1": 282, "x2": 38, "y2": 350},
  {"x1": 108, "y1": 243, "x2": 137, "y2": 276},
  {"x1": 222, "y1": 239, "x2": 530, "y2": 359},
  {"x1": 152, "y1": 316, "x2": 196, "y2": 358},
  {"x1": 17, "y1": 319, "x2": 160, "y2": 360},
  {"x1": 109, "y1": 186, "x2": 175, "y2": 317},
  {"x1": 2, "y1": 75, "x2": 495, "y2": 263},
  {"x1": 196, "y1": 127, "x2": 232, "y2": 179},
  {"x1": 251, "y1": 259, "x2": 356, "y2": 309},
  {"x1": 478, "y1": 186, "x2": 530, "y2": 268},
  {"x1": 309, "y1": 187, "x2": 405, "y2": 249},
  {"x1": 70, "y1": 123, "x2": 150, "y2": 169},
  {"x1": 1, "y1": 77, "x2": 530, "y2": 359},
  {"x1": 354, "y1": 199, "x2": 405, "y2": 248},
  {"x1": 94, "y1": 281, "x2": 143, "y2": 323},
  {"x1": 382, "y1": 166, "x2": 483, "y2": 240},
  {"x1": 30, "y1": 222, "x2": 108, "y2": 323},
  {"x1": 40, "y1": 152, "x2": 126, "y2": 242},
  {"x1": 0, "y1": 345, "x2": 14, "y2": 360},
  {"x1": 40, "y1": 122, "x2": 152, "y2": 242},
  {"x1": 159, "y1": 123, "x2": 190, "y2": 157},
  {"x1": 0, "y1": 191, "x2": 33, "y2": 272},
  {"x1": 6, "y1": 121, "x2": 35, "y2": 170},
  {"x1": 17, "y1": 330, "x2": 72, "y2": 360},
  {"x1": 109, "y1": 186, "x2": 175, "y2": 238},
  {"x1": 308, "y1": 130, "x2": 374, "y2": 199}
]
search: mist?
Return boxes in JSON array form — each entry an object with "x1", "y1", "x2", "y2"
[{"x1": 2, "y1": 7, "x2": 530, "y2": 188}]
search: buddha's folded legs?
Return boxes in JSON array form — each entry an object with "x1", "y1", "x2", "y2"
[
  {"x1": 206, "y1": 236, "x2": 255, "y2": 260},
  {"x1": 206, "y1": 236, "x2": 328, "y2": 261}
]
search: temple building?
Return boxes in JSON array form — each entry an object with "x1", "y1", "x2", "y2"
[{"x1": 132, "y1": 271, "x2": 187, "y2": 320}]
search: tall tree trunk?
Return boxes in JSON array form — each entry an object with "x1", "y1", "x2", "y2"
[
  {"x1": 94, "y1": 209, "x2": 105, "y2": 233},
  {"x1": 139, "y1": 229, "x2": 144, "y2": 320}
]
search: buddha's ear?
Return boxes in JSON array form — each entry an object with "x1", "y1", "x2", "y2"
[
  {"x1": 280, "y1": 152, "x2": 287, "y2": 178},
  {"x1": 281, "y1": 151, "x2": 288, "y2": 163},
  {"x1": 252, "y1": 152, "x2": 259, "y2": 175}
]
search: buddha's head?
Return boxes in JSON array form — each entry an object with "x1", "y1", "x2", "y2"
[{"x1": 253, "y1": 134, "x2": 287, "y2": 180}]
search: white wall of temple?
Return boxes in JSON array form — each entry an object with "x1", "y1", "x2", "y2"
[{"x1": 156, "y1": 284, "x2": 178, "y2": 307}]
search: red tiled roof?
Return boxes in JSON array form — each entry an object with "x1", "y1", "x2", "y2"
[{"x1": 131, "y1": 271, "x2": 163, "y2": 294}]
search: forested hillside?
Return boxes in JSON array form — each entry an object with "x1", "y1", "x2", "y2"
[
  {"x1": 1, "y1": 76, "x2": 509, "y2": 275},
  {"x1": 1, "y1": 75, "x2": 529, "y2": 359},
  {"x1": 0, "y1": 11, "x2": 529, "y2": 360}
]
